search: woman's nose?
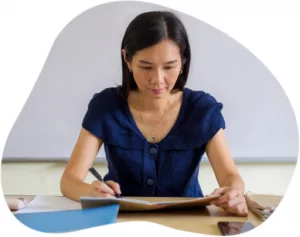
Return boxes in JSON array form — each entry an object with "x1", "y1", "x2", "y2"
[{"x1": 150, "y1": 69, "x2": 164, "y2": 84}]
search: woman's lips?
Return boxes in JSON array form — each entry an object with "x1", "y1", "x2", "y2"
[{"x1": 151, "y1": 88, "x2": 164, "y2": 94}]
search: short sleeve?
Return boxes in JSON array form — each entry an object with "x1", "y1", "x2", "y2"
[
  {"x1": 202, "y1": 93, "x2": 226, "y2": 141},
  {"x1": 190, "y1": 91, "x2": 226, "y2": 144},
  {"x1": 82, "y1": 88, "x2": 116, "y2": 140},
  {"x1": 207, "y1": 101, "x2": 226, "y2": 140}
]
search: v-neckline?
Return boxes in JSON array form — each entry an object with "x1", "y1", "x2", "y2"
[{"x1": 123, "y1": 88, "x2": 189, "y2": 145}]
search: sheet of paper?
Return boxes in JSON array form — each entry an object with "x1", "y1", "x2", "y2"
[{"x1": 14, "y1": 196, "x2": 81, "y2": 214}]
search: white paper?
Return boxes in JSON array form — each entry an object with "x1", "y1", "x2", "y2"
[{"x1": 14, "y1": 196, "x2": 81, "y2": 214}]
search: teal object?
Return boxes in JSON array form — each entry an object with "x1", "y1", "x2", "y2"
[{"x1": 14, "y1": 204, "x2": 120, "y2": 233}]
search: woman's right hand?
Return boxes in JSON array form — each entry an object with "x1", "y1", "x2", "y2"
[{"x1": 87, "y1": 180, "x2": 121, "y2": 197}]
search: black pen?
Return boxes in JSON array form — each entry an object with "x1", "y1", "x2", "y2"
[{"x1": 88, "y1": 167, "x2": 121, "y2": 198}]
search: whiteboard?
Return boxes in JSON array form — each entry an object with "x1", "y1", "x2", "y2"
[{"x1": 2, "y1": 1, "x2": 298, "y2": 163}]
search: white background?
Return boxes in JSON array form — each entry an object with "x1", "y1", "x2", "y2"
[
  {"x1": 2, "y1": 1, "x2": 298, "y2": 164},
  {"x1": 1, "y1": 0, "x2": 299, "y2": 237}
]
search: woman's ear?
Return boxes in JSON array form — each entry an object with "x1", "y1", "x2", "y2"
[{"x1": 122, "y1": 49, "x2": 132, "y2": 71}]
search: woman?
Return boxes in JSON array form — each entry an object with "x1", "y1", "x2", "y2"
[{"x1": 60, "y1": 11, "x2": 248, "y2": 216}]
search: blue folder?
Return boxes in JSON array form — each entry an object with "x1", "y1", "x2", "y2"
[{"x1": 14, "y1": 204, "x2": 120, "y2": 233}]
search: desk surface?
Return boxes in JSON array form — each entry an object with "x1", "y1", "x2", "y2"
[
  {"x1": 117, "y1": 201, "x2": 262, "y2": 235},
  {"x1": 5, "y1": 195, "x2": 263, "y2": 235}
]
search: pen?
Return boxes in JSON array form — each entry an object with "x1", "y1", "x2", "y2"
[{"x1": 88, "y1": 167, "x2": 121, "y2": 198}]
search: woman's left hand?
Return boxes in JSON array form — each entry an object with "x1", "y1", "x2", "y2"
[{"x1": 207, "y1": 186, "x2": 248, "y2": 216}]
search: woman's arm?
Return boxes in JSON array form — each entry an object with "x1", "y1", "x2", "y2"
[
  {"x1": 60, "y1": 128, "x2": 120, "y2": 201},
  {"x1": 205, "y1": 129, "x2": 248, "y2": 216}
]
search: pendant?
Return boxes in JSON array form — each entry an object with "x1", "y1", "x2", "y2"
[{"x1": 152, "y1": 136, "x2": 155, "y2": 141}]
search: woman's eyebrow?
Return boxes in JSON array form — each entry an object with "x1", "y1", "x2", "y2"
[
  {"x1": 138, "y1": 59, "x2": 178, "y2": 64},
  {"x1": 138, "y1": 60, "x2": 152, "y2": 64},
  {"x1": 165, "y1": 60, "x2": 178, "y2": 64}
]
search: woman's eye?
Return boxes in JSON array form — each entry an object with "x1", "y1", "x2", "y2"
[
  {"x1": 164, "y1": 66, "x2": 174, "y2": 70},
  {"x1": 139, "y1": 66, "x2": 175, "y2": 70},
  {"x1": 140, "y1": 66, "x2": 152, "y2": 70}
]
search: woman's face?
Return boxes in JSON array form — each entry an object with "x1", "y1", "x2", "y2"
[{"x1": 123, "y1": 39, "x2": 182, "y2": 99}]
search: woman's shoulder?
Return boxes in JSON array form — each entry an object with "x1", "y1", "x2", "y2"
[
  {"x1": 83, "y1": 86, "x2": 125, "y2": 120},
  {"x1": 82, "y1": 86, "x2": 125, "y2": 139},
  {"x1": 183, "y1": 87, "x2": 223, "y2": 116},
  {"x1": 90, "y1": 86, "x2": 121, "y2": 101},
  {"x1": 87, "y1": 86, "x2": 123, "y2": 107}
]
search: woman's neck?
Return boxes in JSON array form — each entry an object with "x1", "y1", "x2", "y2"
[{"x1": 136, "y1": 91, "x2": 172, "y2": 113}]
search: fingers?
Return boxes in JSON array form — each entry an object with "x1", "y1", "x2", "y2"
[
  {"x1": 209, "y1": 187, "x2": 226, "y2": 196},
  {"x1": 106, "y1": 180, "x2": 122, "y2": 195},
  {"x1": 222, "y1": 200, "x2": 248, "y2": 216},
  {"x1": 210, "y1": 188, "x2": 240, "y2": 205},
  {"x1": 236, "y1": 200, "x2": 249, "y2": 216},
  {"x1": 90, "y1": 189, "x2": 116, "y2": 198},
  {"x1": 223, "y1": 198, "x2": 248, "y2": 216},
  {"x1": 92, "y1": 180, "x2": 116, "y2": 196},
  {"x1": 206, "y1": 187, "x2": 226, "y2": 201},
  {"x1": 215, "y1": 196, "x2": 241, "y2": 208},
  {"x1": 90, "y1": 180, "x2": 122, "y2": 198},
  {"x1": 224, "y1": 200, "x2": 249, "y2": 217},
  {"x1": 208, "y1": 186, "x2": 248, "y2": 216}
]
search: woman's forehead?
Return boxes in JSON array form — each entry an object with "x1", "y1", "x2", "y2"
[{"x1": 133, "y1": 40, "x2": 181, "y2": 63}]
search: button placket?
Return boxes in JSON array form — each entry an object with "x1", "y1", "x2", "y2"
[
  {"x1": 141, "y1": 142, "x2": 159, "y2": 196},
  {"x1": 146, "y1": 145, "x2": 158, "y2": 189}
]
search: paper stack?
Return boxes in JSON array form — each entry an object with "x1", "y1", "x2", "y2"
[{"x1": 245, "y1": 191, "x2": 283, "y2": 221}]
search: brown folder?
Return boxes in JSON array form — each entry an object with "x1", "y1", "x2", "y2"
[{"x1": 80, "y1": 195, "x2": 220, "y2": 211}]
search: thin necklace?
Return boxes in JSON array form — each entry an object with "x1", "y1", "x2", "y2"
[{"x1": 137, "y1": 92, "x2": 170, "y2": 141}]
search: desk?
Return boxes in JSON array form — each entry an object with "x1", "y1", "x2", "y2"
[{"x1": 5, "y1": 195, "x2": 263, "y2": 235}]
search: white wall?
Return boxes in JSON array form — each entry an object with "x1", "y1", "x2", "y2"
[
  {"x1": 2, "y1": 1, "x2": 298, "y2": 163},
  {"x1": 1, "y1": 161, "x2": 295, "y2": 196}
]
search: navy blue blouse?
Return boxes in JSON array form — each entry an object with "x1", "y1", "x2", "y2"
[{"x1": 82, "y1": 86, "x2": 225, "y2": 197}]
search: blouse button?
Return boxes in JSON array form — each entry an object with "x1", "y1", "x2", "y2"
[
  {"x1": 147, "y1": 179, "x2": 154, "y2": 186},
  {"x1": 149, "y1": 147, "x2": 158, "y2": 155}
]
